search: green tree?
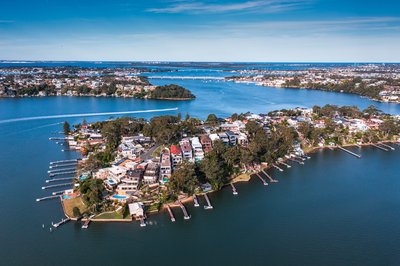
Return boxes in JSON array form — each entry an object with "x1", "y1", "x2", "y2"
[
  {"x1": 72, "y1": 207, "x2": 81, "y2": 218},
  {"x1": 63, "y1": 121, "x2": 71, "y2": 135},
  {"x1": 169, "y1": 162, "x2": 198, "y2": 195}
]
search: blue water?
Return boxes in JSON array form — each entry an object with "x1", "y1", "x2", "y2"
[{"x1": 0, "y1": 63, "x2": 400, "y2": 265}]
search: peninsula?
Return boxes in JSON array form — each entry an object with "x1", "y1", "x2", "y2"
[{"x1": 51, "y1": 105, "x2": 400, "y2": 224}]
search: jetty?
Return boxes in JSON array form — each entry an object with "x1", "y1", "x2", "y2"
[
  {"x1": 272, "y1": 164, "x2": 283, "y2": 172},
  {"x1": 288, "y1": 157, "x2": 304, "y2": 165},
  {"x1": 48, "y1": 167, "x2": 76, "y2": 173},
  {"x1": 49, "y1": 171, "x2": 77, "y2": 177},
  {"x1": 371, "y1": 143, "x2": 389, "y2": 152},
  {"x1": 46, "y1": 177, "x2": 74, "y2": 183},
  {"x1": 278, "y1": 161, "x2": 291, "y2": 168},
  {"x1": 49, "y1": 137, "x2": 67, "y2": 141},
  {"x1": 82, "y1": 219, "x2": 91, "y2": 229},
  {"x1": 337, "y1": 146, "x2": 361, "y2": 158},
  {"x1": 255, "y1": 173, "x2": 268, "y2": 186},
  {"x1": 230, "y1": 183, "x2": 238, "y2": 195},
  {"x1": 166, "y1": 205, "x2": 175, "y2": 222},
  {"x1": 262, "y1": 170, "x2": 278, "y2": 183},
  {"x1": 49, "y1": 163, "x2": 77, "y2": 169},
  {"x1": 50, "y1": 159, "x2": 78, "y2": 165},
  {"x1": 52, "y1": 190, "x2": 65, "y2": 195},
  {"x1": 42, "y1": 183, "x2": 73, "y2": 190},
  {"x1": 379, "y1": 143, "x2": 395, "y2": 151},
  {"x1": 36, "y1": 195, "x2": 60, "y2": 202},
  {"x1": 52, "y1": 217, "x2": 70, "y2": 228},
  {"x1": 178, "y1": 201, "x2": 191, "y2": 220},
  {"x1": 203, "y1": 193, "x2": 213, "y2": 210},
  {"x1": 193, "y1": 195, "x2": 200, "y2": 207},
  {"x1": 140, "y1": 217, "x2": 146, "y2": 227}
]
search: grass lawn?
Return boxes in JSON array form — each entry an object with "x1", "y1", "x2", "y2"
[
  {"x1": 94, "y1": 209, "x2": 131, "y2": 220},
  {"x1": 231, "y1": 173, "x2": 251, "y2": 183},
  {"x1": 63, "y1": 196, "x2": 88, "y2": 218}
]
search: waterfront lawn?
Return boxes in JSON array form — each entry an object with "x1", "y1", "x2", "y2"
[
  {"x1": 231, "y1": 173, "x2": 251, "y2": 183},
  {"x1": 63, "y1": 197, "x2": 88, "y2": 218},
  {"x1": 94, "y1": 209, "x2": 131, "y2": 220}
]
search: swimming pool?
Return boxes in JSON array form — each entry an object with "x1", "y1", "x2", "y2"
[{"x1": 112, "y1": 194, "x2": 127, "y2": 199}]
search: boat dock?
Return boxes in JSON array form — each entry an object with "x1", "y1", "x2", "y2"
[
  {"x1": 262, "y1": 170, "x2": 278, "y2": 183},
  {"x1": 203, "y1": 193, "x2": 213, "y2": 210},
  {"x1": 49, "y1": 171, "x2": 77, "y2": 177},
  {"x1": 255, "y1": 173, "x2": 268, "y2": 186},
  {"x1": 279, "y1": 161, "x2": 291, "y2": 168},
  {"x1": 52, "y1": 217, "x2": 70, "y2": 228},
  {"x1": 288, "y1": 157, "x2": 304, "y2": 165},
  {"x1": 52, "y1": 190, "x2": 65, "y2": 195},
  {"x1": 49, "y1": 137, "x2": 67, "y2": 141},
  {"x1": 178, "y1": 201, "x2": 191, "y2": 220},
  {"x1": 48, "y1": 167, "x2": 76, "y2": 173},
  {"x1": 371, "y1": 143, "x2": 389, "y2": 152},
  {"x1": 49, "y1": 163, "x2": 77, "y2": 169},
  {"x1": 337, "y1": 146, "x2": 361, "y2": 158},
  {"x1": 50, "y1": 159, "x2": 78, "y2": 165},
  {"x1": 166, "y1": 205, "x2": 175, "y2": 222},
  {"x1": 82, "y1": 219, "x2": 91, "y2": 229},
  {"x1": 230, "y1": 183, "x2": 238, "y2": 195},
  {"x1": 140, "y1": 217, "x2": 146, "y2": 227},
  {"x1": 46, "y1": 177, "x2": 75, "y2": 183},
  {"x1": 193, "y1": 195, "x2": 200, "y2": 207},
  {"x1": 36, "y1": 195, "x2": 60, "y2": 202},
  {"x1": 272, "y1": 164, "x2": 284, "y2": 172},
  {"x1": 379, "y1": 143, "x2": 395, "y2": 151},
  {"x1": 42, "y1": 183, "x2": 73, "y2": 190}
]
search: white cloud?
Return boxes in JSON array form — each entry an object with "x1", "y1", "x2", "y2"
[{"x1": 146, "y1": 0, "x2": 309, "y2": 14}]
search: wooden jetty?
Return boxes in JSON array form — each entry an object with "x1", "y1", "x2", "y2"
[
  {"x1": 272, "y1": 164, "x2": 283, "y2": 172},
  {"x1": 230, "y1": 183, "x2": 238, "y2": 195},
  {"x1": 288, "y1": 157, "x2": 304, "y2": 165},
  {"x1": 203, "y1": 193, "x2": 213, "y2": 210},
  {"x1": 278, "y1": 161, "x2": 291, "y2": 168},
  {"x1": 178, "y1": 201, "x2": 191, "y2": 220},
  {"x1": 36, "y1": 195, "x2": 60, "y2": 202},
  {"x1": 255, "y1": 173, "x2": 268, "y2": 186},
  {"x1": 48, "y1": 167, "x2": 76, "y2": 173},
  {"x1": 166, "y1": 205, "x2": 175, "y2": 222},
  {"x1": 262, "y1": 170, "x2": 278, "y2": 183},
  {"x1": 49, "y1": 163, "x2": 77, "y2": 169},
  {"x1": 46, "y1": 177, "x2": 74, "y2": 183},
  {"x1": 42, "y1": 183, "x2": 73, "y2": 190},
  {"x1": 50, "y1": 159, "x2": 78, "y2": 165},
  {"x1": 52, "y1": 190, "x2": 65, "y2": 195},
  {"x1": 52, "y1": 217, "x2": 70, "y2": 228},
  {"x1": 140, "y1": 217, "x2": 146, "y2": 227},
  {"x1": 193, "y1": 195, "x2": 200, "y2": 207},
  {"x1": 49, "y1": 171, "x2": 77, "y2": 177},
  {"x1": 379, "y1": 143, "x2": 395, "y2": 151},
  {"x1": 371, "y1": 143, "x2": 388, "y2": 152},
  {"x1": 82, "y1": 219, "x2": 91, "y2": 229},
  {"x1": 337, "y1": 146, "x2": 361, "y2": 158}
]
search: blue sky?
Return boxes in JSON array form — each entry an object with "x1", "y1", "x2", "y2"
[{"x1": 0, "y1": 0, "x2": 399, "y2": 62}]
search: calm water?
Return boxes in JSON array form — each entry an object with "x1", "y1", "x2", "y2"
[{"x1": 1, "y1": 65, "x2": 400, "y2": 265}]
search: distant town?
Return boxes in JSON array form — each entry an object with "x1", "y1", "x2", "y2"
[
  {"x1": 49, "y1": 104, "x2": 400, "y2": 226},
  {"x1": 0, "y1": 66, "x2": 195, "y2": 100},
  {"x1": 226, "y1": 64, "x2": 400, "y2": 103}
]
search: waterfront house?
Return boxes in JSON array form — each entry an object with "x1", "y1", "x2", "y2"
[
  {"x1": 170, "y1": 145, "x2": 183, "y2": 168},
  {"x1": 179, "y1": 138, "x2": 193, "y2": 162},
  {"x1": 225, "y1": 131, "x2": 238, "y2": 145},
  {"x1": 190, "y1": 137, "x2": 205, "y2": 161},
  {"x1": 142, "y1": 162, "x2": 160, "y2": 185},
  {"x1": 108, "y1": 166, "x2": 127, "y2": 183},
  {"x1": 116, "y1": 169, "x2": 143, "y2": 195},
  {"x1": 128, "y1": 202, "x2": 145, "y2": 220},
  {"x1": 200, "y1": 135, "x2": 213, "y2": 153},
  {"x1": 159, "y1": 148, "x2": 172, "y2": 183}
]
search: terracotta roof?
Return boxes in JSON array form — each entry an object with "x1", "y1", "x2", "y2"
[{"x1": 170, "y1": 145, "x2": 182, "y2": 155}]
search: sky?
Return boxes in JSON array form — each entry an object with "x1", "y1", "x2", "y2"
[{"x1": 0, "y1": 0, "x2": 399, "y2": 62}]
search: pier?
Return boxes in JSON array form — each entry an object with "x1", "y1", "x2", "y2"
[
  {"x1": 379, "y1": 143, "x2": 395, "y2": 151},
  {"x1": 49, "y1": 171, "x2": 77, "y2": 177},
  {"x1": 279, "y1": 161, "x2": 291, "y2": 168},
  {"x1": 371, "y1": 143, "x2": 389, "y2": 152},
  {"x1": 49, "y1": 163, "x2": 77, "y2": 169},
  {"x1": 288, "y1": 157, "x2": 304, "y2": 165},
  {"x1": 230, "y1": 183, "x2": 238, "y2": 195},
  {"x1": 52, "y1": 190, "x2": 65, "y2": 195},
  {"x1": 178, "y1": 201, "x2": 191, "y2": 220},
  {"x1": 82, "y1": 219, "x2": 91, "y2": 229},
  {"x1": 166, "y1": 205, "x2": 175, "y2": 222},
  {"x1": 272, "y1": 164, "x2": 284, "y2": 172},
  {"x1": 50, "y1": 159, "x2": 78, "y2": 165},
  {"x1": 36, "y1": 195, "x2": 60, "y2": 202},
  {"x1": 255, "y1": 173, "x2": 268, "y2": 186},
  {"x1": 48, "y1": 167, "x2": 76, "y2": 173},
  {"x1": 203, "y1": 193, "x2": 213, "y2": 210},
  {"x1": 262, "y1": 170, "x2": 279, "y2": 183},
  {"x1": 52, "y1": 217, "x2": 70, "y2": 228},
  {"x1": 46, "y1": 177, "x2": 75, "y2": 183},
  {"x1": 140, "y1": 217, "x2": 146, "y2": 227},
  {"x1": 193, "y1": 195, "x2": 200, "y2": 207},
  {"x1": 337, "y1": 146, "x2": 361, "y2": 158},
  {"x1": 42, "y1": 183, "x2": 73, "y2": 190}
]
